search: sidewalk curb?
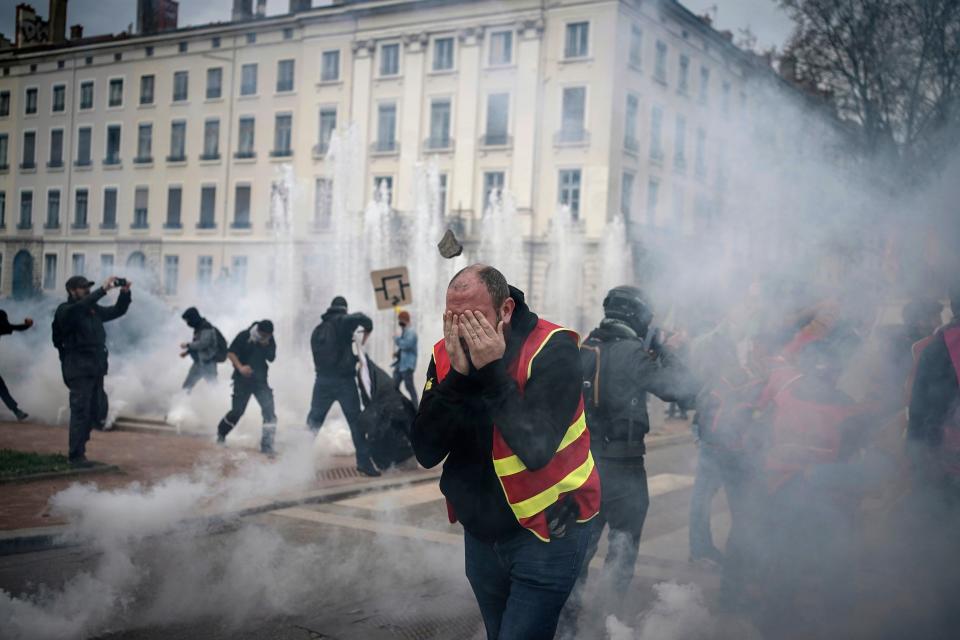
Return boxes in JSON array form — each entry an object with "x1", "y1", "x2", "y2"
[
  {"x1": 0, "y1": 469, "x2": 442, "y2": 556},
  {"x1": 0, "y1": 463, "x2": 122, "y2": 485}
]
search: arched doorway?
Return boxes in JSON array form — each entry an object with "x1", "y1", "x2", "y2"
[
  {"x1": 12, "y1": 250, "x2": 34, "y2": 299},
  {"x1": 126, "y1": 251, "x2": 146, "y2": 270}
]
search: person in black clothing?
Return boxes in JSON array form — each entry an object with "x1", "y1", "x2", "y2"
[
  {"x1": 412, "y1": 265, "x2": 596, "y2": 640},
  {"x1": 560, "y1": 286, "x2": 698, "y2": 636},
  {"x1": 180, "y1": 307, "x2": 219, "y2": 391},
  {"x1": 307, "y1": 296, "x2": 377, "y2": 476},
  {"x1": 216, "y1": 320, "x2": 278, "y2": 454},
  {"x1": 52, "y1": 275, "x2": 132, "y2": 465},
  {"x1": 0, "y1": 310, "x2": 34, "y2": 421}
]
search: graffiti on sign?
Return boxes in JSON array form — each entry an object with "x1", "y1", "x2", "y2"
[{"x1": 370, "y1": 267, "x2": 413, "y2": 310}]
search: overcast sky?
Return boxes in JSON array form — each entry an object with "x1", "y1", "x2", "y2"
[{"x1": 0, "y1": 0, "x2": 794, "y2": 51}]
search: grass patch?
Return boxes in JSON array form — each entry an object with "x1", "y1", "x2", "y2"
[{"x1": 0, "y1": 449, "x2": 74, "y2": 479}]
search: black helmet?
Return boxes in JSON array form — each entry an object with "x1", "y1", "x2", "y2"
[{"x1": 603, "y1": 285, "x2": 654, "y2": 335}]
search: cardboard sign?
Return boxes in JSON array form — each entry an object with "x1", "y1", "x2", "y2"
[{"x1": 370, "y1": 267, "x2": 413, "y2": 309}]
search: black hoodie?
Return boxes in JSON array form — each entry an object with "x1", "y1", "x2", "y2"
[
  {"x1": 311, "y1": 305, "x2": 374, "y2": 377},
  {"x1": 411, "y1": 286, "x2": 583, "y2": 542}
]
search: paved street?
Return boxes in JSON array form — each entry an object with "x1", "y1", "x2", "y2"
[{"x1": 0, "y1": 438, "x2": 732, "y2": 639}]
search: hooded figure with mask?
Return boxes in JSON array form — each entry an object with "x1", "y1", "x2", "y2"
[
  {"x1": 0, "y1": 310, "x2": 34, "y2": 421},
  {"x1": 559, "y1": 285, "x2": 699, "y2": 637},
  {"x1": 179, "y1": 307, "x2": 219, "y2": 391},
  {"x1": 307, "y1": 296, "x2": 377, "y2": 476},
  {"x1": 216, "y1": 319, "x2": 278, "y2": 454}
]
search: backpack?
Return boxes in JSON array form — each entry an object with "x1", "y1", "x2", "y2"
[
  {"x1": 580, "y1": 343, "x2": 604, "y2": 426},
  {"x1": 213, "y1": 327, "x2": 229, "y2": 363},
  {"x1": 311, "y1": 319, "x2": 344, "y2": 370}
]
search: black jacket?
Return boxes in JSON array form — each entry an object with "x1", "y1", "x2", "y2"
[
  {"x1": 228, "y1": 325, "x2": 276, "y2": 383},
  {"x1": 0, "y1": 312, "x2": 30, "y2": 338},
  {"x1": 908, "y1": 321, "x2": 960, "y2": 448},
  {"x1": 311, "y1": 307, "x2": 373, "y2": 378},
  {"x1": 581, "y1": 319, "x2": 698, "y2": 457},
  {"x1": 411, "y1": 287, "x2": 582, "y2": 542},
  {"x1": 52, "y1": 288, "x2": 131, "y2": 382}
]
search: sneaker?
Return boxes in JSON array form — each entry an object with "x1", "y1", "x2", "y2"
[
  {"x1": 357, "y1": 462, "x2": 382, "y2": 478},
  {"x1": 14, "y1": 409, "x2": 29, "y2": 422},
  {"x1": 69, "y1": 456, "x2": 96, "y2": 469}
]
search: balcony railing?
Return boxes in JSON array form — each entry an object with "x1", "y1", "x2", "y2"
[
  {"x1": 134, "y1": 156, "x2": 153, "y2": 164},
  {"x1": 479, "y1": 133, "x2": 512, "y2": 149},
  {"x1": 44, "y1": 220, "x2": 60, "y2": 230},
  {"x1": 100, "y1": 221, "x2": 118, "y2": 230},
  {"x1": 19, "y1": 161, "x2": 36, "y2": 170},
  {"x1": 103, "y1": 155, "x2": 121, "y2": 166},
  {"x1": 199, "y1": 152, "x2": 221, "y2": 161},
  {"x1": 269, "y1": 148, "x2": 293, "y2": 158},
  {"x1": 423, "y1": 136, "x2": 454, "y2": 152},
  {"x1": 163, "y1": 220, "x2": 182, "y2": 230},
  {"x1": 370, "y1": 140, "x2": 399, "y2": 155},
  {"x1": 16, "y1": 220, "x2": 33, "y2": 230},
  {"x1": 166, "y1": 154, "x2": 187, "y2": 163},
  {"x1": 554, "y1": 128, "x2": 590, "y2": 147},
  {"x1": 47, "y1": 159, "x2": 64, "y2": 168},
  {"x1": 74, "y1": 158, "x2": 92, "y2": 167},
  {"x1": 233, "y1": 150, "x2": 256, "y2": 159}
]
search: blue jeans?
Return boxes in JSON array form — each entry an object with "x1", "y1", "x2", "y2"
[{"x1": 464, "y1": 521, "x2": 594, "y2": 640}]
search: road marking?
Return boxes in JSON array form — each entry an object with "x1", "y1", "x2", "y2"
[
  {"x1": 337, "y1": 482, "x2": 443, "y2": 511},
  {"x1": 648, "y1": 473, "x2": 695, "y2": 496},
  {"x1": 271, "y1": 506, "x2": 463, "y2": 546}
]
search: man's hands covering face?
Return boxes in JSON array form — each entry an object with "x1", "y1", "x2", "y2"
[{"x1": 459, "y1": 310, "x2": 505, "y2": 370}]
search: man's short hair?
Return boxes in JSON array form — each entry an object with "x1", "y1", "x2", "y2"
[{"x1": 449, "y1": 264, "x2": 510, "y2": 308}]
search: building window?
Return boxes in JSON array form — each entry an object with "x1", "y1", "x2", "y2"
[
  {"x1": 163, "y1": 255, "x2": 178, "y2": 295},
  {"x1": 695, "y1": 127, "x2": 707, "y2": 179},
  {"x1": 559, "y1": 86, "x2": 587, "y2": 143},
  {"x1": 489, "y1": 31, "x2": 513, "y2": 66},
  {"x1": 145, "y1": 46, "x2": 154, "y2": 57},
  {"x1": 246, "y1": 32, "x2": 256, "y2": 44},
  {"x1": 100, "y1": 254, "x2": 114, "y2": 280},
  {"x1": 484, "y1": 93, "x2": 509, "y2": 146},
  {"x1": 202, "y1": 119, "x2": 220, "y2": 159},
  {"x1": 0, "y1": 191, "x2": 5, "y2": 226},
  {"x1": 105, "y1": 125, "x2": 121, "y2": 165},
  {"x1": 283, "y1": 27, "x2": 294, "y2": 40},
  {"x1": 136, "y1": 123, "x2": 152, "y2": 161},
  {"x1": 140, "y1": 75, "x2": 155, "y2": 105},
  {"x1": 314, "y1": 177, "x2": 333, "y2": 229},
  {"x1": 169, "y1": 120, "x2": 186, "y2": 161},
  {"x1": 277, "y1": 59, "x2": 295, "y2": 92},
  {"x1": 321, "y1": 50, "x2": 340, "y2": 82},
  {"x1": 646, "y1": 178, "x2": 659, "y2": 226},
  {"x1": 241, "y1": 63, "x2": 257, "y2": 95},
  {"x1": 678, "y1": 55, "x2": 689, "y2": 94},
  {"x1": 73, "y1": 189, "x2": 88, "y2": 228},
  {"x1": 237, "y1": 117, "x2": 255, "y2": 157},
  {"x1": 376, "y1": 103, "x2": 397, "y2": 152},
  {"x1": 127, "y1": 251, "x2": 146, "y2": 270},
  {"x1": 655, "y1": 41, "x2": 668, "y2": 83},
  {"x1": 558, "y1": 169, "x2": 582, "y2": 220},
  {"x1": 77, "y1": 127, "x2": 92, "y2": 165},
  {"x1": 84, "y1": 56, "x2": 92, "y2": 65},
  {"x1": 629, "y1": 25, "x2": 642, "y2": 67},
  {"x1": 43, "y1": 254, "x2": 57, "y2": 289},
  {"x1": 206, "y1": 67, "x2": 223, "y2": 99},
  {"x1": 0, "y1": 91, "x2": 9, "y2": 116},
  {"x1": 234, "y1": 184, "x2": 251, "y2": 228},
  {"x1": 621, "y1": 172, "x2": 634, "y2": 218},
  {"x1": 79, "y1": 81, "x2": 93, "y2": 109},
  {"x1": 625, "y1": 94, "x2": 639, "y2": 150},
  {"x1": 722, "y1": 81, "x2": 731, "y2": 116},
  {"x1": 49, "y1": 129, "x2": 64, "y2": 167},
  {"x1": 380, "y1": 43, "x2": 400, "y2": 76},
  {"x1": 428, "y1": 98, "x2": 452, "y2": 149},
  {"x1": 52, "y1": 84, "x2": 66, "y2": 112},
  {"x1": 197, "y1": 255, "x2": 213, "y2": 286},
  {"x1": 133, "y1": 186, "x2": 149, "y2": 228},
  {"x1": 19, "y1": 191, "x2": 33, "y2": 228},
  {"x1": 437, "y1": 173, "x2": 448, "y2": 216},
  {"x1": 212, "y1": 36, "x2": 221, "y2": 49},
  {"x1": 232, "y1": 256, "x2": 248, "y2": 292},
  {"x1": 72, "y1": 253, "x2": 86, "y2": 277},
  {"x1": 178, "y1": 41, "x2": 188, "y2": 53},
  {"x1": 699, "y1": 66, "x2": 710, "y2": 104},
  {"x1": 172, "y1": 71, "x2": 188, "y2": 102},
  {"x1": 317, "y1": 107, "x2": 336, "y2": 155},
  {"x1": 102, "y1": 187, "x2": 117, "y2": 228},
  {"x1": 199, "y1": 186, "x2": 216, "y2": 228},
  {"x1": 373, "y1": 176, "x2": 393, "y2": 204},
  {"x1": 21, "y1": 131, "x2": 36, "y2": 169},
  {"x1": 108, "y1": 78, "x2": 123, "y2": 107},
  {"x1": 483, "y1": 171, "x2": 505, "y2": 207},
  {"x1": 0, "y1": 134, "x2": 6, "y2": 168},
  {"x1": 674, "y1": 115, "x2": 686, "y2": 171},
  {"x1": 649, "y1": 106, "x2": 664, "y2": 161},
  {"x1": 565, "y1": 22, "x2": 590, "y2": 59},
  {"x1": 46, "y1": 189, "x2": 60, "y2": 228},
  {"x1": 272, "y1": 113, "x2": 292, "y2": 156},
  {"x1": 25, "y1": 88, "x2": 38, "y2": 114},
  {"x1": 165, "y1": 186, "x2": 182, "y2": 228},
  {"x1": 433, "y1": 37, "x2": 454, "y2": 71}
]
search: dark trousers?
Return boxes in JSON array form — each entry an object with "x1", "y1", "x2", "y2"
[
  {"x1": 392, "y1": 368, "x2": 419, "y2": 408},
  {"x1": 67, "y1": 375, "x2": 108, "y2": 460},
  {"x1": 559, "y1": 456, "x2": 649, "y2": 636},
  {"x1": 465, "y1": 521, "x2": 593, "y2": 640},
  {"x1": 183, "y1": 361, "x2": 217, "y2": 391},
  {"x1": 307, "y1": 374, "x2": 369, "y2": 466},
  {"x1": 218, "y1": 378, "x2": 276, "y2": 438},
  {"x1": 0, "y1": 373, "x2": 21, "y2": 413}
]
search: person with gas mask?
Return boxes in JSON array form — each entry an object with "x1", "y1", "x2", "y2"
[
  {"x1": 179, "y1": 307, "x2": 223, "y2": 391},
  {"x1": 52, "y1": 275, "x2": 132, "y2": 465},
  {"x1": 216, "y1": 319, "x2": 278, "y2": 454},
  {"x1": 559, "y1": 285, "x2": 698, "y2": 637},
  {"x1": 0, "y1": 310, "x2": 34, "y2": 421}
]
